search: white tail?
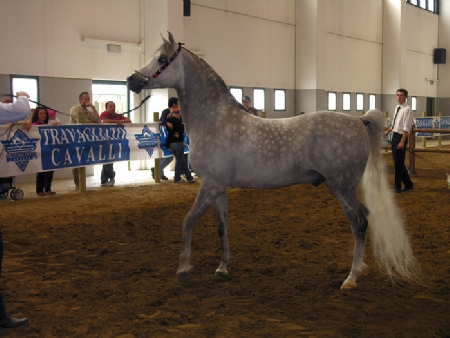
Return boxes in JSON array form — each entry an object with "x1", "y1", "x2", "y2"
[{"x1": 360, "y1": 110, "x2": 420, "y2": 281}]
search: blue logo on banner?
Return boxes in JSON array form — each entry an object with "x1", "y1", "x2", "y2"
[
  {"x1": 39, "y1": 125, "x2": 130, "y2": 170},
  {"x1": 0, "y1": 129, "x2": 39, "y2": 172},
  {"x1": 135, "y1": 125, "x2": 158, "y2": 157}
]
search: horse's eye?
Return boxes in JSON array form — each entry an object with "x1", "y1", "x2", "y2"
[{"x1": 158, "y1": 56, "x2": 167, "y2": 63}]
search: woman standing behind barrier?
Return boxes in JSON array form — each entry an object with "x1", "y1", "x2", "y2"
[{"x1": 32, "y1": 107, "x2": 56, "y2": 196}]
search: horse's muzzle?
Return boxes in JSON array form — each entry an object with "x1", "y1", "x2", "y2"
[{"x1": 127, "y1": 75, "x2": 144, "y2": 94}]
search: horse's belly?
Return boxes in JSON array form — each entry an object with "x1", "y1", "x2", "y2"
[{"x1": 231, "y1": 169, "x2": 321, "y2": 189}]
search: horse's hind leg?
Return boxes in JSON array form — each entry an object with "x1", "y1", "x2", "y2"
[
  {"x1": 343, "y1": 200, "x2": 369, "y2": 289},
  {"x1": 214, "y1": 192, "x2": 230, "y2": 277},
  {"x1": 334, "y1": 192, "x2": 369, "y2": 289}
]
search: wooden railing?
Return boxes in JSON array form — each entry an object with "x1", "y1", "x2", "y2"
[{"x1": 383, "y1": 126, "x2": 450, "y2": 178}]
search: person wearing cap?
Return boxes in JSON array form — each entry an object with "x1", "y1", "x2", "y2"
[
  {"x1": 0, "y1": 92, "x2": 30, "y2": 329},
  {"x1": 242, "y1": 95, "x2": 258, "y2": 116},
  {"x1": 151, "y1": 97, "x2": 178, "y2": 181},
  {"x1": 47, "y1": 109, "x2": 61, "y2": 126},
  {"x1": 166, "y1": 108, "x2": 195, "y2": 183}
]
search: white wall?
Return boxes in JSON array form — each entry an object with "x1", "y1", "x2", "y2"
[
  {"x1": 0, "y1": 0, "x2": 142, "y2": 80},
  {"x1": 0, "y1": 0, "x2": 449, "y2": 117},
  {"x1": 438, "y1": 0, "x2": 450, "y2": 114},
  {"x1": 402, "y1": 3, "x2": 439, "y2": 98},
  {"x1": 382, "y1": 0, "x2": 402, "y2": 99},
  {"x1": 184, "y1": 0, "x2": 296, "y2": 89},
  {"x1": 322, "y1": 0, "x2": 382, "y2": 94},
  {"x1": 296, "y1": 0, "x2": 382, "y2": 94}
]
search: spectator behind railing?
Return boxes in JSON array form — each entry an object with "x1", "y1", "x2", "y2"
[{"x1": 99, "y1": 101, "x2": 132, "y2": 187}]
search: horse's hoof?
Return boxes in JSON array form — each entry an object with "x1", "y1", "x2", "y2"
[
  {"x1": 176, "y1": 265, "x2": 193, "y2": 281},
  {"x1": 214, "y1": 269, "x2": 228, "y2": 277},
  {"x1": 340, "y1": 281, "x2": 357, "y2": 289}
]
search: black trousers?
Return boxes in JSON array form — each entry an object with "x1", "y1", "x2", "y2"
[
  {"x1": 391, "y1": 132, "x2": 413, "y2": 190},
  {"x1": 36, "y1": 171, "x2": 54, "y2": 194}
]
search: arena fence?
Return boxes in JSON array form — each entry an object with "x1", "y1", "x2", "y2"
[{"x1": 382, "y1": 125, "x2": 450, "y2": 179}]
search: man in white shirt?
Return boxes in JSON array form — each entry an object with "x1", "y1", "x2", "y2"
[{"x1": 384, "y1": 88, "x2": 414, "y2": 193}]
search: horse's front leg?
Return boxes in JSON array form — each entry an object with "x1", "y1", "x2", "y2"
[
  {"x1": 177, "y1": 184, "x2": 224, "y2": 280},
  {"x1": 214, "y1": 192, "x2": 230, "y2": 277}
]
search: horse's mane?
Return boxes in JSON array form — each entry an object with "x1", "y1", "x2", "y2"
[{"x1": 181, "y1": 46, "x2": 244, "y2": 112}]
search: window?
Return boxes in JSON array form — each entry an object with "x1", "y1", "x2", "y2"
[
  {"x1": 411, "y1": 96, "x2": 417, "y2": 111},
  {"x1": 274, "y1": 89, "x2": 286, "y2": 111},
  {"x1": 92, "y1": 81, "x2": 129, "y2": 116},
  {"x1": 253, "y1": 88, "x2": 265, "y2": 111},
  {"x1": 406, "y1": 0, "x2": 438, "y2": 14},
  {"x1": 229, "y1": 87, "x2": 243, "y2": 102},
  {"x1": 328, "y1": 92, "x2": 337, "y2": 111},
  {"x1": 342, "y1": 93, "x2": 351, "y2": 111},
  {"x1": 356, "y1": 93, "x2": 364, "y2": 111},
  {"x1": 369, "y1": 94, "x2": 376, "y2": 110},
  {"x1": 11, "y1": 76, "x2": 39, "y2": 109}
]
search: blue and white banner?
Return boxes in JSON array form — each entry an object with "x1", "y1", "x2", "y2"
[
  {"x1": 414, "y1": 117, "x2": 439, "y2": 137},
  {"x1": 0, "y1": 123, "x2": 186, "y2": 177},
  {"x1": 438, "y1": 117, "x2": 450, "y2": 135}
]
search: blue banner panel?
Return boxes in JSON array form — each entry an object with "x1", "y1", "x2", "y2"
[{"x1": 39, "y1": 125, "x2": 130, "y2": 170}]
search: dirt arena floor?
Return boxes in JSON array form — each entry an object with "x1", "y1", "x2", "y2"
[{"x1": 1, "y1": 151, "x2": 450, "y2": 338}]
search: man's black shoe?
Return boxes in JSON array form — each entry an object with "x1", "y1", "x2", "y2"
[
  {"x1": 150, "y1": 167, "x2": 155, "y2": 179},
  {"x1": 394, "y1": 188, "x2": 402, "y2": 193},
  {"x1": 0, "y1": 315, "x2": 29, "y2": 329},
  {"x1": 402, "y1": 185, "x2": 414, "y2": 192},
  {"x1": 161, "y1": 175, "x2": 169, "y2": 181}
]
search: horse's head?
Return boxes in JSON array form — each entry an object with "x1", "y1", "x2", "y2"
[{"x1": 127, "y1": 32, "x2": 182, "y2": 94}]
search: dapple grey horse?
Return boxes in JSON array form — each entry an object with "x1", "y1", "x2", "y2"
[{"x1": 128, "y1": 32, "x2": 419, "y2": 289}]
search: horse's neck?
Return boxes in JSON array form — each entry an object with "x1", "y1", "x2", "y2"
[{"x1": 177, "y1": 50, "x2": 237, "y2": 128}]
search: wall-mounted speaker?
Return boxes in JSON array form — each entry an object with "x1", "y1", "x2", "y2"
[
  {"x1": 433, "y1": 48, "x2": 446, "y2": 64},
  {"x1": 183, "y1": 0, "x2": 191, "y2": 17}
]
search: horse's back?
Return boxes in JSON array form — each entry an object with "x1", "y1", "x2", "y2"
[{"x1": 190, "y1": 110, "x2": 372, "y2": 189}]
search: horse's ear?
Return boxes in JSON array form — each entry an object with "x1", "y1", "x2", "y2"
[{"x1": 167, "y1": 31, "x2": 177, "y2": 48}]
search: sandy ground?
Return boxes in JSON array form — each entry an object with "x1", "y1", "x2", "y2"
[{"x1": 0, "y1": 151, "x2": 449, "y2": 337}]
